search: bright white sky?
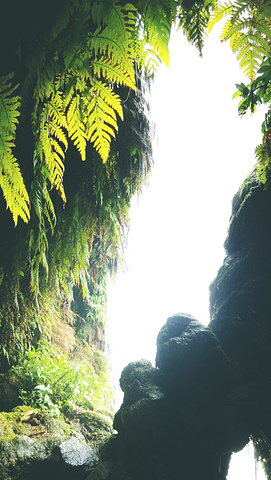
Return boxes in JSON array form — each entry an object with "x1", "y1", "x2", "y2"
[{"x1": 107, "y1": 24, "x2": 267, "y2": 480}]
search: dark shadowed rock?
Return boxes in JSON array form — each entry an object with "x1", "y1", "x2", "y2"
[
  {"x1": 87, "y1": 313, "x2": 248, "y2": 480},
  {"x1": 156, "y1": 313, "x2": 235, "y2": 396}
]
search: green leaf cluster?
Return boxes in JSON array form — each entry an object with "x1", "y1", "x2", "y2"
[
  {"x1": 0, "y1": 81, "x2": 152, "y2": 370},
  {"x1": 179, "y1": 0, "x2": 216, "y2": 55},
  {"x1": 0, "y1": 75, "x2": 30, "y2": 225},
  {"x1": 208, "y1": 0, "x2": 271, "y2": 182},
  {"x1": 0, "y1": 0, "x2": 216, "y2": 226},
  {"x1": 0, "y1": 0, "x2": 224, "y2": 372},
  {"x1": 12, "y1": 340, "x2": 112, "y2": 415},
  {"x1": 208, "y1": 0, "x2": 271, "y2": 81}
]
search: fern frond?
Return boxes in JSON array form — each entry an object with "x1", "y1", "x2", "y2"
[
  {"x1": 208, "y1": 1, "x2": 233, "y2": 33},
  {"x1": 90, "y1": 26, "x2": 135, "y2": 84},
  {"x1": 92, "y1": 56, "x2": 136, "y2": 90},
  {"x1": 209, "y1": 0, "x2": 271, "y2": 80},
  {"x1": 0, "y1": 154, "x2": 31, "y2": 225},
  {"x1": 179, "y1": 1, "x2": 213, "y2": 56},
  {"x1": 91, "y1": 0, "x2": 136, "y2": 42},
  {"x1": 50, "y1": 0, "x2": 76, "y2": 42},
  {"x1": 140, "y1": 0, "x2": 176, "y2": 66},
  {"x1": 0, "y1": 74, "x2": 30, "y2": 225},
  {"x1": 66, "y1": 95, "x2": 87, "y2": 161},
  {"x1": 86, "y1": 82, "x2": 121, "y2": 163},
  {"x1": 31, "y1": 154, "x2": 56, "y2": 232},
  {"x1": 39, "y1": 99, "x2": 67, "y2": 204},
  {"x1": 92, "y1": 81, "x2": 123, "y2": 120}
]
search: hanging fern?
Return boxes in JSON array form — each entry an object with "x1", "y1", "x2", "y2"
[
  {"x1": 132, "y1": 0, "x2": 178, "y2": 71},
  {"x1": 0, "y1": 75, "x2": 30, "y2": 225},
  {"x1": 0, "y1": 0, "x2": 221, "y2": 306},
  {"x1": 179, "y1": 0, "x2": 215, "y2": 55},
  {"x1": 208, "y1": 0, "x2": 271, "y2": 80},
  {"x1": 0, "y1": 0, "x2": 184, "y2": 229},
  {"x1": 66, "y1": 94, "x2": 87, "y2": 161}
]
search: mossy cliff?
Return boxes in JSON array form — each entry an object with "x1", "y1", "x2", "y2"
[
  {"x1": 2, "y1": 156, "x2": 271, "y2": 479},
  {"x1": 2, "y1": 161, "x2": 271, "y2": 480},
  {"x1": 3, "y1": 167, "x2": 271, "y2": 479},
  {"x1": 83, "y1": 170, "x2": 271, "y2": 480},
  {"x1": 0, "y1": 79, "x2": 152, "y2": 479}
]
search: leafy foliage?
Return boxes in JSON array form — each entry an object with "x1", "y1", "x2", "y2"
[
  {"x1": 179, "y1": 0, "x2": 215, "y2": 55},
  {"x1": 208, "y1": 0, "x2": 271, "y2": 183},
  {"x1": 0, "y1": 0, "x2": 177, "y2": 226},
  {"x1": 208, "y1": 0, "x2": 271, "y2": 80},
  {"x1": 231, "y1": 56, "x2": 271, "y2": 182},
  {"x1": 12, "y1": 341, "x2": 111, "y2": 415},
  {"x1": 0, "y1": 75, "x2": 30, "y2": 225},
  {"x1": 1, "y1": 0, "x2": 250, "y2": 387},
  {"x1": 0, "y1": 79, "x2": 153, "y2": 370}
]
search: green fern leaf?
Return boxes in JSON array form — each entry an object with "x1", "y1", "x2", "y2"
[
  {"x1": 93, "y1": 56, "x2": 136, "y2": 90},
  {"x1": 0, "y1": 152, "x2": 31, "y2": 225},
  {"x1": 90, "y1": 27, "x2": 135, "y2": 85},
  {"x1": 39, "y1": 99, "x2": 67, "y2": 204},
  {"x1": 209, "y1": 0, "x2": 271, "y2": 80},
  {"x1": 66, "y1": 95, "x2": 87, "y2": 161},
  {"x1": 139, "y1": 0, "x2": 177, "y2": 66},
  {"x1": 0, "y1": 74, "x2": 30, "y2": 225},
  {"x1": 208, "y1": 1, "x2": 233, "y2": 33},
  {"x1": 86, "y1": 82, "x2": 121, "y2": 163}
]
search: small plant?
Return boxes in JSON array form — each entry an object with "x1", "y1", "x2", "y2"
[{"x1": 12, "y1": 340, "x2": 108, "y2": 416}]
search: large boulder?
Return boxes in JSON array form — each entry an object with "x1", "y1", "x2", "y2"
[
  {"x1": 87, "y1": 314, "x2": 251, "y2": 480},
  {"x1": 113, "y1": 360, "x2": 166, "y2": 448},
  {"x1": 156, "y1": 313, "x2": 235, "y2": 396},
  {"x1": 0, "y1": 406, "x2": 113, "y2": 480}
]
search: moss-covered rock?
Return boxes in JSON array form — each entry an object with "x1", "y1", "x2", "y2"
[{"x1": 0, "y1": 405, "x2": 113, "y2": 480}]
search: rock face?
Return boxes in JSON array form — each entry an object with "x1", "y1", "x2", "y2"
[
  {"x1": 85, "y1": 173, "x2": 271, "y2": 479},
  {"x1": 209, "y1": 173, "x2": 271, "y2": 477},
  {"x1": 86, "y1": 314, "x2": 247, "y2": 480},
  {"x1": 3, "y1": 172, "x2": 271, "y2": 479},
  {"x1": 209, "y1": 173, "x2": 271, "y2": 382},
  {"x1": 0, "y1": 407, "x2": 112, "y2": 480}
]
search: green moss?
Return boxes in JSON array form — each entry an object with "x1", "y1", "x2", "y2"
[
  {"x1": 77, "y1": 409, "x2": 113, "y2": 443},
  {"x1": 0, "y1": 405, "x2": 74, "y2": 444},
  {"x1": 0, "y1": 407, "x2": 40, "y2": 441},
  {"x1": 93, "y1": 350, "x2": 108, "y2": 377}
]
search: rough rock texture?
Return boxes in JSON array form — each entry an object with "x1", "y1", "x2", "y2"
[
  {"x1": 86, "y1": 173, "x2": 271, "y2": 479},
  {"x1": 0, "y1": 407, "x2": 113, "y2": 480},
  {"x1": 209, "y1": 173, "x2": 271, "y2": 382},
  {"x1": 209, "y1": 172, "x2": 271, "y2": 477},
  {"x1": 86, "y1": 315, "x2": 248, "y2": 480}
]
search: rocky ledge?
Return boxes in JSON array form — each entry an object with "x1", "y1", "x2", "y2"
[{"x1": 0, "y1": 406, "x2": 113, "y2": 480}]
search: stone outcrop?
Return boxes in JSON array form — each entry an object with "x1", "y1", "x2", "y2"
[
  {"x1": 86, "y1": 315, "x2": 251, "y2": 480},
  {"x1": 0, "y1": 407, "x2": 113, "y2": 480},
  {"x1": 86, "y1": 172, "x2": 271, "y2": 479}
]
